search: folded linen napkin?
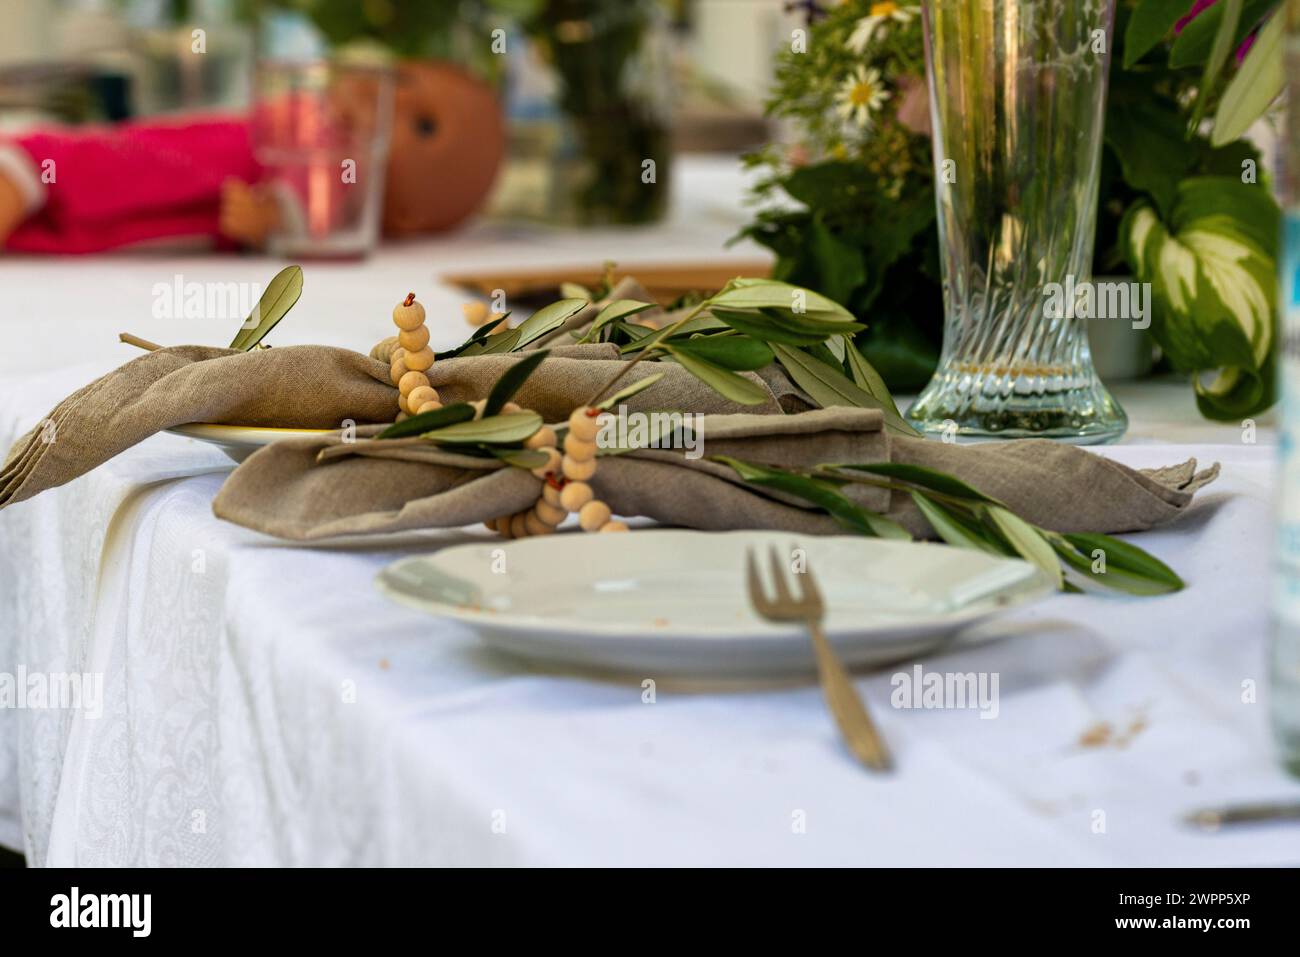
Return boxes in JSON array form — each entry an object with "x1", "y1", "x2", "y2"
[
  {"x1": 0, "y1": 341, "x2": 786, "y2": 510},
  {"x1": 211, "y1": 407, "x2": 1219, "y2": 541}
]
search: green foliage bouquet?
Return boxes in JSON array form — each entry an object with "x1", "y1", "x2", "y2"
[{"x1": 737, "y1": 0, "x2": 1286, "y2": 418}]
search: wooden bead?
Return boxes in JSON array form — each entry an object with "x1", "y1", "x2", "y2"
[
  {"x1": 395, "y1": 411, "x2": 409, "y2": 423},
  {"x1": 578, "y1": 499, "x2": 611, "y2": 531},
  {"x1": 404, "y1": 347, "x2": 435, "y2": 372},
  {"x1": 534, "y1": 500, "x2": 566, "y2": 526},
  {"x1": 399, "y1": 325, "x2": 430, "y2": 352},
  {"x1": 393, "y1": 301, "x2": 426, "y2": 330},
  {"x1": 568, "y1": 407, "x2": 601, "y2": 441},
  {"x1": 524, "y1": 511, "x2": 554, "y2": 536},
  {"x1": 509, "y1": 513, "x2": 529, "y2": 539},
  {"x1": 562, "y1": 454, "x2": 597, "y2": 481},
  {"x1": 483, "y1": 518, "x2": 498, "y2": 532},
  {"x1": 462, "y1": 301, "x2": 489, "y2": 326},
  {"x1": 524, "y1": 426, "x2": 557, "y2": 450},
  {"x1": 529, "y1": 447, "x2": 561, "y2": 479},
  {"x1": 496, "y1": 515, "x2": 513, "y2": 539},
  {"x1": 399, "y1": 370, "x2": 430, "y2": 395},
  {"x1": 501, "y1": 401, "x2": 522, "y2": 414},
  {"x1": 599, "y1": 521, "x2": 629, "y2": 533},
  {"x1": 390, "y1": 358, "x2": 408, "y2": 386},
  {"x1": 369, "y1": 335, "x2": 399, "y2": 363},
  {"x1": 415, "y1": 401, "x2": 443, "y2": 415},
  {"x1": 541, "y1": 482, "x2": 563, "y2": 508},
  {"x1": 563, "y1": 433, "x2": 597, "y2": 461},
  {"x1": 559, "y1": 481, "x2": 592, "y2": 512},
  {"x1": 406, "y1": 385, "x2": 439, "y2": 409}
]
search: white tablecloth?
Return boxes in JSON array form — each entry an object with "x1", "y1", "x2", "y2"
[{"x1": 2, "y1": 158, "x2": 1299, "y2": 866}]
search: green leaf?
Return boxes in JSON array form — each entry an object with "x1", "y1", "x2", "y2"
[
  {"x1": 1060, "y1": 532, "x2": 1184, "y2": 594},
  {"x1": 809, "y1": 216, "x2": 867, "y2": 307},
  {"x1": 229, "y1": 265, "x2": 303, "y2": 351},
  {"x1": 1124, "y1": 0, "x2": 1196, "y2": 67},
  {"x1": 1189, "y1": 0, "x2": 1243, "y2": 130},
  {"x1": 491, "y1": 447, "x2": 551, "y2": 470},
  {"x1": 669, "y1": 335, "x2": 774, "y2": 371},
  {"x1": 985, "y1": 506, "x2": 1063, "y2": 589},
  {"x1": 663, "y1": 346, "x2": 770, "y2": 405},
  {"x1": 1120, "y1": 177, "x2": 1279, "y2": 417},
  {"x1": 1211, "y1": 10, "x2": 1285, "y2": 147},
  {"x1": 577, "y1": 299, "x2": 658, "y2": 344},
  {"x1": 772, "y1": 343, "x2": 918, "y2": 436},
  {"x1": 831, "y1": 462, "x2": 1003, "y2": 504},
  {"x1": 707, "y1": 308, "x2": 843, "y2": 347},
  {"x1": 911, "y1": 493, "x2": 1011, "y2": 556},
  {"x1": 512, "y1": 298, "x2": 590, "y2": 349},
  {"x1": 595, "y1": 371, "x2": 666, "y2": 410},
  {"x1": 713, "y1": 456, "x2": 911, "y2": 539},
  {"x1": 619, "y1": 314, "x2": 730, "y2": 353},
  {"x1": 375, "y1": 402, "x2": 476, "y2": 439},
  {"x1": 466, "y1": 327, "x2": 521, "y2": 356},
  {"x1": 1169, "y1": 0, "x2": 1271, "y2": 68},
  {"x1": 484, "y1": 350, "x2": 549, "y2": 417},
  {"x1": 708, "y1": 278, "x2": 857, "y2": 323},
  {"x1": 422, "y1": 411, "x2": 543, "y2": 445},
  {"x1": 843, "y1": 339, "x2": 909, "y2": 423}
]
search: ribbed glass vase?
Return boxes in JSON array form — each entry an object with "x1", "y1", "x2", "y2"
[{"x1": 907, "y1": 0, "x2": 1127, "y2": 444}]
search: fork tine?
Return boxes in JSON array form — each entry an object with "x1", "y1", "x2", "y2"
[
  {"x1": 744, "y1": 548, "x2": 772, "y2": 615},
  {"x1": 795, "y1": 558, "x2": 825, "y2": 613},
  {"x1": 767, "y1": 547, "x2": 794, "y2": 605}
]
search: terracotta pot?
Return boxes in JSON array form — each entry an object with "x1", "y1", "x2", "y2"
[{"x1": 382, "y1": 60, "x2": 505, "y2": 235}]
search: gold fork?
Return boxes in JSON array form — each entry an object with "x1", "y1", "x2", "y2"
[{"x1": 745, "y1": 546, "x2": 892, "y2": 772}]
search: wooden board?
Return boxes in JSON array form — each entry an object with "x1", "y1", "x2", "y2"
[{"x1": 440, "y1": 260, "x2": 774, "y2": 305}]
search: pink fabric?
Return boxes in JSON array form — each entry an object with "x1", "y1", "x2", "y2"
[{"x1": 2, "y1": 115, "x2": 259, "y2": 254}]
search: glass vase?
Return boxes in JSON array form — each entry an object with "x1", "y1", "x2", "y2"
[{"x1": 907, "y1": 0, "x2": 1127, "y2": 443}]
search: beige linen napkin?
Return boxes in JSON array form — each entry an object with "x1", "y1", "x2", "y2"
[
  {"x1": 0, "y1": 341, "x2": 786, "y2": 510},
  {"x1": 211, "y1": 407, "x2": 1218, "y2": 541}
]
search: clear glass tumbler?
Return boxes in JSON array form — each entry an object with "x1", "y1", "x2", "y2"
[
  {"x1": 251, "y1": 61, "x2": 394, "y2": 259},
  {"x1": 907, "y1": 0, "x2": 1127, "y2": 443}
]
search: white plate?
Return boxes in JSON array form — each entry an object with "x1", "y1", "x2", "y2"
[
  {"x1": 166, "y1": 423, "x2": 335, "y2": 462},
  {"x1": 376, "y1": 530, "x2": 1053, "y2": 677}
]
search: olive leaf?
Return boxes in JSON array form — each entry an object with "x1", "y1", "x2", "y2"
[
  {"x1": 438, "y1": 312, "x2": 512, "y2": 360},
  {"x1": 985, "y1": 506, "x2": 1063, "y2": 589},
  {"x1": 910, "y1": 493, "x2": 1011, "y2": 556},
  {"x1": 669, "y1": 334, "x2": 774, "y2": 371},
  {"x1": 577, "y1": 299, "x2": 658, "y2": 344},
  {"x1": 229, "y1": 265, "x2": 303, "y2": 352},
  {"x1": 707, "y1": 308, "x2": 836, "y2": 347},
  {"x1": 830, "y1": 462, "x2": 1002, "y2": 505},
  {"x1": 709, "y1": 278, "x2": 857, "y2": 323},
  {"x1": 422, "y1": 411, "x2": 543, "y2": 445},
  {"x1": 595, "y1": 371, "x2": 666, "y2": 410},
  {"x1": 511, "y1": 298, "x2": 590, "y2": 349},
  {"x1": 714, "y1": 455, "x2": 912, "y2": 539},
  {"x1": 620, "y1": 314, "x2": 731, "y2": 353},
  {"x1": 772, "y1": 343, "x2": 919, "y2": 436},
  {"x1": 843, "y1": 339, "x2": 908, "y2": 424},
  {"x1": 663, "y1": 345, "x2": 770, "y2": 405},
  {"x1": 483, "y1": 350, "x2": 549, "y2": 417},
  {"x1": 375, "y1": 402, "x2": 476, "y2": 439},
  {"x1": 492, "y1": 447, "x2": 551, "y2": 470},
  {"x1": 1051, "y1": 531, "x2": 1184, "y2": 595}
]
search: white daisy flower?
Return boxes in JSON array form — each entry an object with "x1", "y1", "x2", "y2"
[
  {"x1": 836, "y1": 65, "x2": 891, "y2": 129},
  {"x1": 846, "y1": 2, "x2": 917, "y2": 53}
]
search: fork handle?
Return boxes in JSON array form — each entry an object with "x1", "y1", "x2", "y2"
[{"x1": 808, "y1": 620, "x2": 892, "y2": 772}]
